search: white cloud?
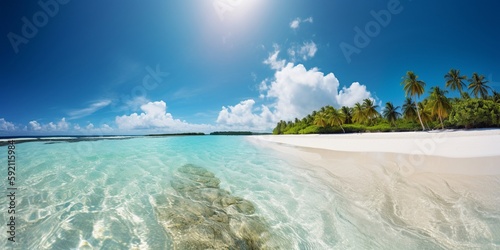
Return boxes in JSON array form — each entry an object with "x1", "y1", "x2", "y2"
[
  {"x1": 68, "y1": 100, "x2": 111, "y2": 120},
  {"x1": 268, "y1": 63, "x2": 373, "y2": 120},
  {"x1": 57, "y1": 118, "x2": 69, "y2": 130},
  {"x1": 266, "y1": 63, "x2": 339, "y2": 121},
  {"x1": 336, "y1": 82, "x2": 373, "y2": 107},
  {"x1": 288, "y1": 41, "x2": 317, "y2": 61},
  {"x1": 300, "y1": 42, "x2": 317, "y2": 60},
  {"x1": 290, "y1": 19, "x2": 300, "y2": 29},
  {"x1": 29, "y1": 121, "x2": 42, "y2": 131},
  {"x1": 290, "y1": 17, "x2": 313, "y2": 29},
  {"x1": 101, "y1": 124, "x2": 112, "y2": 131},
  {"x1": 216, "y1": 99, "x2": 276, "y2": 130},
  {"x1": 28, "y1": 118, "x2": 70, "y2": 132},
  {"x1": 263, "y1": 48, "x2": 285, "y2": 70},
  {"x1": 0, "y1": 118, "x2": 16, "y2": 131},
  {"x1": 71, "y1": 122, "x2": 114, "y2": 134},
  {"x1": 217, "y1": 60, "x2": 374, "y2": 130},
  {"x1": 258, "y1": 79, "x2": 269, "y2": 92},
  {"x1": 115, "y1": 101, "x2": 213, "y2": 132}
]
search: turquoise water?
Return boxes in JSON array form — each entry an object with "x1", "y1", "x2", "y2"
[{"x1": 1, "y1": 136, "x2": 499, "y2": 249}]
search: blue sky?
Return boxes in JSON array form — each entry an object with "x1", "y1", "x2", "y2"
[{"x1": 1, "y1": 0, "x2": 499, "y2": 135}]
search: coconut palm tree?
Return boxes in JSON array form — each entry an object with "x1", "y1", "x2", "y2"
[
  {"x1": 493, "y1": 91, "x2": 500, "y2": 104},
  {"x1": 313, "y1": 112, "x2": 327, "y2": 128},
  {"x1": 401, "y1": 71, "x2": 426, "y2": 130},
  {"x1": 362, "y1": 99, "x2": 380, "y2": 125},
  {"x1": 340, "y1": 106, "x2": 353, "y2": 124},
  {"x1": 418, "y1": 101, "x2": 432, "y2": 130},
  {"x1": 402, "y1": 97, "x2": 417, "y2": 122},
  {"x1": 306, "y1": 114, "x2": 314, "y2": 124},
  {"x1": 468, "y1": 73, "x2": 491, "y2": 99},
  {"x1": 383, "y1": 102, "x2": 401, "y2": 127},
  {"x1": 352, "y1": 102, "x2": 366, "y2": 124},
  {"x1": 326, "y1": 106, "x2": 346, "y2": 133},
  {"x1": 427, "y1": 86, "x2": 452, "y2": 129},
  {"x1": 445, "y1": 69, "x2": 467, "y2": 95}
]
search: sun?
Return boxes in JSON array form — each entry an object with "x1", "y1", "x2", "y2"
[{"x1": 212, "y1": 0, "x2": 265, "y2": 23}]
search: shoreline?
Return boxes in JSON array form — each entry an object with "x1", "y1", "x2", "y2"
[
  {"x1": 249, "y1": 129, "x2": 500, "y2": 176},
  {"x1": 252, "y1": 129, "x2": 500, "y2": 158}
]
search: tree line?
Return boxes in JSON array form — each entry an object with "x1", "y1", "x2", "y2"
[{"x1": 273, "y1": 69, "x2": 500, "y2": 134}]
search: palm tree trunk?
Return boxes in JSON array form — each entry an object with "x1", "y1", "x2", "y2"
[
  {"x1": 439, "y1": 115, "x2": 444, "y2": 129},
  {"x1": 339, "y1": 123, "x2": 345, "y2": 133},
  {"x1": 414, "y1": 98, "x2": 425, "y2": 131}
]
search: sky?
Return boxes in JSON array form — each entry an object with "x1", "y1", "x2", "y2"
[{"x1": 1, "y1": 0, "x2": 500, "y2": 135}]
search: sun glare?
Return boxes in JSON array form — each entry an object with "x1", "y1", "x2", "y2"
[{"x1": 212, "y1": 0, "x2": 265, "y2": 25}]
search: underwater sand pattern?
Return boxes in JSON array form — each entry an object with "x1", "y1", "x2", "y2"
[{"x1": 153, "y1": 164, "x2": 283, "y2": 249}]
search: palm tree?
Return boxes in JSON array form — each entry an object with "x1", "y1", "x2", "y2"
[
  {"x1": 444, "y1": 69, "x2": 467, "y2": 95},
  {"x1": 418, "y1": 101, "x2": 432, "y2": 130},
  {"x1": 319, "y1": 106, "x2": 327, "y2": 114},
  {"x1": 306, "y1": 114, "x2": 314, "y2": 124},
  {"x1": 493, "y1": 91, "x2": 500, "y2": 104},
  {"x1": 273, "y1": 120, "x2": 287, "y2": 134},
  {"x1": 352, "y1": 102, "x2": 366, "y2": 124},
  {"x1": 427, "y1": 87, "x2": 452, "y2": 129},
  {"x1": 402, "y1": 97, "x2": 417, "y2": 121},
  {"x1": 313, "y1": 112, "x2": 327, "y2": 128},
  {"x1": 326, "y1": 106, "x2": 346, "y2": 133},
  {"x1": 401, "y1": 71, "x2": 426, "y2": 130},
  {"x1": 468, "y1": 73, "x2": 491, "y2": 99},
  {"x1": 383, "y1": 102, "x2": 401, "y2": 127},
  {"x1": 362, "y1": 99, "x2": 380, "y2": 125},
  {"x1": 340, "y1": 106, "x2": 353, "y2": 124}
]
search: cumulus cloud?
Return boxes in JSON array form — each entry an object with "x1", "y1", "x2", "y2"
[
  {"x1": 0, "y1": 118, "x2": 16, "y2": 131},
  {"x1": 336, "y1": 82, "x2": 373, "y2": 107},
  {"x1": 68, "y1": 100, "x2": 111, "y2": 120},
  {"x1": 29, "y1": 121, "x2": 42, "y2": 131},
  {"x1": 71, "y1": 122, "x2": 114, "y2": 134},
  {"x1": 115, "y1": 101, "x2": 213, "y2": 132},
  {"x1": 28, "y1": 118, "x2": 70, "y2": 132},
  {"x1": 216, "y1": 99, "x2": 276, "y2": 130},
  {"x1": 266, "y1": 63, "x2": 339, "y2": 121},
  {"x1": 290, "y1": 17, "x2": 313, "y2": 29},
  {"x1": 217, "y1": 55, "x2": 374, "y2": 130}
]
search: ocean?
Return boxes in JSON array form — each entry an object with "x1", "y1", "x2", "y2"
[{"x1": 1, "y1": 136, "x2": 499, "y2": 249}]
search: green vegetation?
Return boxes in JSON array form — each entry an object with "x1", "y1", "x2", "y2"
[
  {"x1": 273, "y1": 69, "x2": 500, "y2": 134},
  {"x1": 147, "y1": 133, "x2": 205, "y2": 136},
  {"x1": 210, "y1": 131, "x2": 253, "y2": 135}
]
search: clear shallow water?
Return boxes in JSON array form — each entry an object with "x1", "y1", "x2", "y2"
[{"x1": 0, "y1": 136, "x2": 499, "y2": 249}]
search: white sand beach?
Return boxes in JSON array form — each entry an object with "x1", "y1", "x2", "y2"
[
  {"x1": 250, "y1": 129, "x2": 500, "y2": 176},
  {"x1": 249, "y1": 130, "x2": 500, "y2": 248}
]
